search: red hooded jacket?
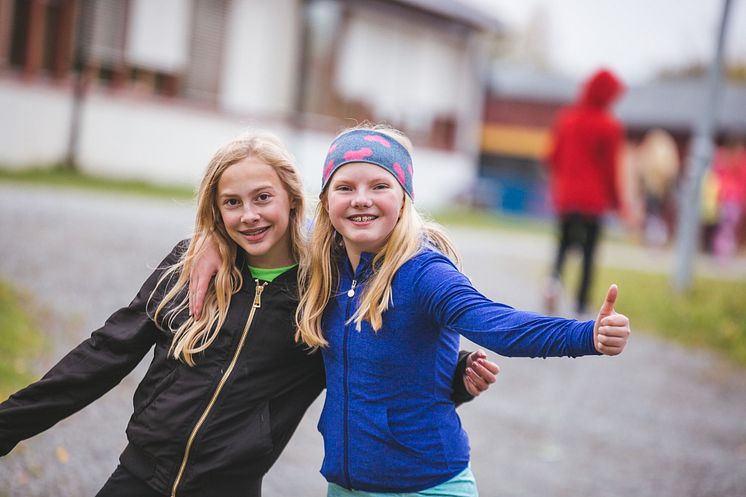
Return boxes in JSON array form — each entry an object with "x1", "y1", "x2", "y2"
[{"x1": 546, "y1": 69, "x2": 625, "y2": 215}]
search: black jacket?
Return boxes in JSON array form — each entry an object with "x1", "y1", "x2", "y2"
[{"x1": 0, "y1": 241, "x2": 473, "y2": 496}]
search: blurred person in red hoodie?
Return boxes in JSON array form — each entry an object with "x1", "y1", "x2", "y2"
[
  {"x1": 544, "y1": 68, "x2": 625, "y2": 316},
  {"x1": 712, "y1": 137, "x2": 746, "y2": 261}
]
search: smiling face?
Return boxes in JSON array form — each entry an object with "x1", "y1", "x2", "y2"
[
  {"x1": 217, "y1": 157, "x2": 294, "y2": 268},
  {"x1": 325, "y1": 162, "x2": 405, "y2": 265}
]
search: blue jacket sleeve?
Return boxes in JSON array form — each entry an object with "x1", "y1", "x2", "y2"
[{"x1": 414, "y1": 254, "x2": 599, "y2": 358}]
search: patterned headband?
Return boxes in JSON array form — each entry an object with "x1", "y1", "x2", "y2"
[{"x1": 320, "y1": 129, "x2": 414, "y2": 199}]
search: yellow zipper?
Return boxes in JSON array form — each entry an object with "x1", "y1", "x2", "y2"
[{"x1": 170, "y1": 280, "x2": 267, "y2": 497}]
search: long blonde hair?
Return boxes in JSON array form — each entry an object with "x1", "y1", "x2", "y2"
[
  {"x1": 295, "y1": 125, "x2": 460, "y2": 349},
  {"x1": 152, "y1": 132, "x2": 306, "y2": 366}
]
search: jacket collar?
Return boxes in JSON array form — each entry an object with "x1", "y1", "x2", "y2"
[
  {"x1": 338, "y1": 249, "x2": 376, "y2": 282},
  {"x1": 235, "y1": 250, "x2": 298, "y2": 291}
]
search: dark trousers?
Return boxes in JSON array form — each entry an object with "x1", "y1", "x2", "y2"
[
  {"x1": 552, "y1": 213, "x2": 601, "y2": 314},
  {"x1": 96, "y1": 464, "x2": 263, "y2": 497}
]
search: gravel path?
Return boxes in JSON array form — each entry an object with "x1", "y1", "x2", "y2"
[{"x1": 1, "y1": 183, "x2": 745, "y2": 497}]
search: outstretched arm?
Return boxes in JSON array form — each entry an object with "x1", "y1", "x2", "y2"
[
  {"x1": 0, "y1": 242, "x2": 185, "y2": 456},
  {"x1": 417, "y1": 254, "x2": 630, "y2": 358}
]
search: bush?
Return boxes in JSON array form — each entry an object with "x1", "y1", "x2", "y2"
[
  {"x1": 0, "y1": 280, "x2": 44, "y2": 399},
  {"x1": 588, "y1": 266, "x2": 746, "y2": 367}
]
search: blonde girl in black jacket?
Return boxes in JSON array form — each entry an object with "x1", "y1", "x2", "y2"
[{"x1": 0, "y1": 132, "x2": 492, "y2": 497}]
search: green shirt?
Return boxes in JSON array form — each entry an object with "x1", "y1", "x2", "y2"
[{"x1": 249, "y1": 264, "x2": 298, "y2": 282}]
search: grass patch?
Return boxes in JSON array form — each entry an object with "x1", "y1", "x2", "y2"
[
  {"x1": 0, "y1": 165, "x2": 195, "y2": 200},
  {"x1": 0, "y1": 280, "x2": 45, "y2": 399},
  {"x1": 431, "y1": 207, "x2": 553, "y2": 235},
  {"x1": 573, "y1": 264, "x2": 746, "y2": 367},
  {"x1": 432, "y1": 207, "x2": 635, "y2": 245}
]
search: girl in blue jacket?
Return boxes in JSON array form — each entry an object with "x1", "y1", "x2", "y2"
[{"x1": 295, "y1": 124, "x2": 631, "y2": 496}]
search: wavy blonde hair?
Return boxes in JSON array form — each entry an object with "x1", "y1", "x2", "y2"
[
  {"x1": 295, "y1": 124, "x2": 460, "y2": 349},
  {"x1": 151, "y1": 132, "x2": 306, "y2": 366}
]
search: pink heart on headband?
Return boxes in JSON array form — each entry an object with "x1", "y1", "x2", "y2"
[
  {"x1": 407, "y1": 163, "x2": 413, "y2": 177},
  {"x1": 393, "y1": 162, "x2": 406, "y2": 186},
  {"x1": 324, "y1": 159, "x2": 335, "y2": 180},
  {"x1": 364, "y1": 135, "x2": 391, "y2": 148},
  {"x1": 344, "y1": 148, "x2": 373, "y2": 161},
  {"x1": 328, "y1": 143, "x2": 338, "y2": 154}
]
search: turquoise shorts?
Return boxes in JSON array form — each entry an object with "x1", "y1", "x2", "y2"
[{"x1": 326, "y1": 465, "x2": 478, "y2": 497}]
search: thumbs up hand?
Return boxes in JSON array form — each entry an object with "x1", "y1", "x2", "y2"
[{"x1": 593, "y1": 284, "x2": 630, "y2": 356}]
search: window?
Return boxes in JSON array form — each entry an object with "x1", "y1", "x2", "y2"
[{"x1": 299, "y1": 0, "x2": 470, "y2": 150}]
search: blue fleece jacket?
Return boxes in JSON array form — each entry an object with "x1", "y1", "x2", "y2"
[{"x1": 318, "y1": 248, "x2": 599, "y2": 492}]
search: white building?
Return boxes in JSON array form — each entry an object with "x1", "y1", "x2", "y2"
[{"x1": 0, "y1": 0, "x2": 500, "y2": 209}]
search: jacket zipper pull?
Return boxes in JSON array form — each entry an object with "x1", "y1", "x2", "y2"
[
  {"x1": 347, "y1": 279, "x2": 357, "y2": 298},
  {"x1": 253, "y1": 280, "x2": 267, "y2": 308}
]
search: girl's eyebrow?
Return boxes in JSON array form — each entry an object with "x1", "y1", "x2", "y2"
[
  {"x1": 332, "y1": 173, "x2": 393, "y2": 184},
  {"x1": 367, "y1": 176, "x2": 395, "y2": 185},
  {"x1": 218, "y1": 183, "x2": 276, "y2": 197}
]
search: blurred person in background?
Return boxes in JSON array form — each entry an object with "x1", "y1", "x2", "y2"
[
  {"x1": 700, "y1": 167, "x2": 721, "y2": 254},
  {"x1": 711, "y1": 137, "x2": 746, "y2": 261},
  {"x1": 636, "y1": 128, "x2": 680, "y2": 248},
  {"x1": 544, "y1": 68, "x2": 626, "y2": 317}
]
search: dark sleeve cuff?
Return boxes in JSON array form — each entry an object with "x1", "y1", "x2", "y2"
[
  {"x1": 451, "y1": 350, "x2": 474, "y2": 406},
  {"x1": 0, "y1": 439, "x2": 18, "y2": 457}
]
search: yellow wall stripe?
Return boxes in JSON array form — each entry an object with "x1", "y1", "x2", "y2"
[{"x1": 481, "y1": 124, "x2": 551, "y2": 159}]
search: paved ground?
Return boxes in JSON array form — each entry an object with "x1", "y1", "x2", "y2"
[{"x1": 1, "y1": 183, "x2": 745, "y2": 497}]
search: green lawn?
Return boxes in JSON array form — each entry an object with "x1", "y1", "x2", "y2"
[
  {"x1": 0, "y1": 166, "x2": 195, "y2": 199},
  {"x1": 0, "y1": 280, "x2": 45, "y2": 400},
  {"x1": 582, "y1": 264, "x2": 746, "y2": 367},
  {"x1": 432, "y1": 207, "x2": 553, "y2": 236}
]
